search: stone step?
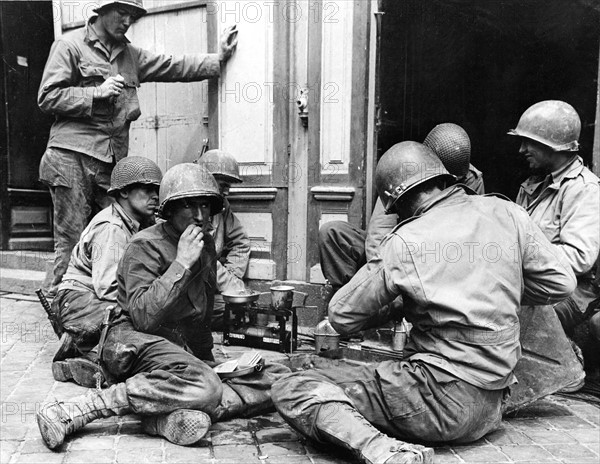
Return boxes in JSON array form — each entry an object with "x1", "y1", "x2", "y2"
[
  {"x1": 0, "y1": 250, "x2": 53, "y2": 272},
  {"x1": 0, "y1": 268, "x2": 47, "y2": 295}
]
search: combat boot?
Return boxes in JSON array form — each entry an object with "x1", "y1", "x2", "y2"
[
  {"x1": 37, "y1": 383, "x2": 130, "y2": 450},
  {"x1": 141, "y1": 409, "x2": 211, "y2": 446},
  {"x1": 52, "y1": 356, "x2": 107, "y2": 388},
  {"x1": 314, "y1": 402, "x2": 434, "y2": 464}
]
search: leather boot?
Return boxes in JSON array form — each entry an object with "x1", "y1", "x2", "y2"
[
  {"x1": 37, "y1": 383, "x2": 130, "y2": 450},
  {"x1": 52, "y1": 332, "x2": 78, "y2": 362},
  {"x1": 314, "y1": 402, "x2": 434, "y2": 464},
  {"x1": 210, "y1": 383, "x2": 273, "y2": 422},
  {"x1": 142, "y1": 409, "x2": 211, "y2": 446},
  {"x1": 52, "y1": 356, "x2": 107, "y2": 389}
]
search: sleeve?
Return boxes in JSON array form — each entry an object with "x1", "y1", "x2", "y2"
[
  {"x1": 518, "y1": 208, "x2": 577, "y2": 305},
  {"x1": 90, "y1": 223, "x2": 128, "y2": 301},
  {"x1": 216, "y1": 261, "x2": 246, "y2": 293},
  {"x1": 329, "y1": 236, "x2": 405, "y2": 335},
  {"x1": 365, "y1": 199, "x2": 398, "y2": 261},
  {"x1": 38, "y1": 39, "x2": 95, "y2": 118},
  {"x1": 118, "y1": 240, "x2": 200, "y2": 333},
  {"x1": 134, "y1": 46, "x2": 221, "y2": 83},
  {"x1": 221, "y1": 208, "x2": 251, "y2": 279},
  {"x1": 556, "y1": 180, "x2": 600, "y2": 275}
]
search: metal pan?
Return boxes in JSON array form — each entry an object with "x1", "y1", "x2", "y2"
[{"x1": 221, "y1": 291, "x2": 261, "y2": 304}]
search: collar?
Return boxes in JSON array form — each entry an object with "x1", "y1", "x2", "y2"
[
  {"x1": 520, "y1": 156, "x2": 584, "y2": 196},
  {"x1": 395, "y1": 185, "x2": 469, "y2": 229},
  {"x1": 113, "y1": 202, "x2": 140, "y2": 233},
  {"x1": 85, "y1": 18, "x2": 129, "y2": 60}
]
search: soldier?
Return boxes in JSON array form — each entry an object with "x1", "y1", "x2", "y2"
[
  {"x1": 319, "y1": 123, "x2": 483, "y2": 295},
  {"x1": 272, "y1": 142, "x2": 576, "y2": 464},
  {"x1": 37, "y1": 163, "x2": 289, "y2": 450},
  {"x1": 38, "y1": 0, "x2": 238, "y2": 295},
  {"x1": 50, "y1": 156, "x2": 162, "y2": 386},
  {"x1": 197, "y1": 149, "x2": 251, "y2": 330},
  {"x1": 423, "y1": 123, "x2": 485, "y2": 194},
  {"x1": 510, "y1": 100, "x2": 600, "y2": 388}
]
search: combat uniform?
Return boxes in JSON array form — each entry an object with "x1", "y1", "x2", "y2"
[
  {"x1": 274, "y1": 186, "x2": 576, "y2": 446},
  {"x1": 52, "y1": 202, "x2": 140, "y2": 355},
  {"x1": 319, "y1": 167, "x2": 484, "y2": 291},
  {"x1": 516, "y1": 155, "x2": 600, "y2": 332},
  {"x1": 38, "y1": 19, "x2": 221, "y2": 288}
]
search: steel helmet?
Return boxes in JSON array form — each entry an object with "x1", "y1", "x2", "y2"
[
  {"x1": 197, "y1": 149, "x2": 242, "y2": 184},
  {"x1": 423, "y1": 123, "x2": 471, "y2": 178},
  {"x1": 108, "y1": 156, "x2": 162, "y2": 195},
  {"x1": 93, "y1": 0, "x2": 147, "y2": 17},
  {"x1": 375, "y1": 142, "x2": 455, "y2": 214},
  {"x1": 508, "y1": 100, "x2": 580, "y2": 152},
  {"x1": 158, "y1": 163, "x2": 223, "y2": 217}
]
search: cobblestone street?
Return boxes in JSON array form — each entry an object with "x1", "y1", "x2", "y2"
[{"x1": 1, "y1": 293, "x2": 599, "y2": 464}]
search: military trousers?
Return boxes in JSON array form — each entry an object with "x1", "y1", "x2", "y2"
[
  {"x1": 102, "y1": 321, "x2": 288, "y2": 418},
  {"x1": 318, "y1": 221, "x2": 367, "y2": 291},
  {"x1": 39, "y1": 148, "x2": 114, "y2": 289},
  {"x1": 272, "y1": 359, "x2": 505, "y2": 446}
]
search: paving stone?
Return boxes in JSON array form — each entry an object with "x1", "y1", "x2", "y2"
[
  {"x1": 583, "y1": 441, "x2": 599, "y2": 456},
  {"x1": 64, "y1": 450, "x2": 115, "y2": 463},
  {"x1": 213, "y1": 444, "x2": 260, "y2": 460},
  {"x1": 568, "y1": 404, "x2": 600, "y2": 426},
  {"x1": 116, "y1": 447, "x2": 163, "y2": 463},
  {"x1": 485, "y1": 426, "x2": 534, "y2": 445},
  {"x1": 499, "y1": 444, "x2": 557, "y2": 461},
  {"x1": 211, "y1": 417, "x2": 252, "y2": 431},
  {"x1": 521, "y1": 429, "x2": 577, "y2": 444},
  {"x1": 264, "y1": 456, "x2": 312, "y2": 463},
  {"x1": 432, "y1": 448, "x2": 462, "y2": 463},
  {"x1": 259, "y1": 441, "x2": 307, "y2": 457},
  {"x1": 69, "y1": 435, "x2": 115, "y2": 451},
  {"x1": 564, "y1": 427, "x2": 600, "y2": 444},
  {"x1": 13, "y1": 452, "x2": 65, "y2": 464},
  {"x1": 452, "y1": 444, "x2": 509, "y2": 462},
  {"x1": 0, "y1": 440, "x2": 20, "y2": 463},
  {"x1": 504, "y1": 399, "x2": 573, "y2": 419},
  {"x1": 509, "y1": 418, "x2": 553, "y2": 432},
  {"x1": 212, "y1": 429, "x2": 255, "y2": 446},
  {"x1": 20, "y1": 437, "x2": 59, "y2": 454},
  {"x1": 117, "y1": 434, "x2": 163, "y2": 448},
  {"x1": 255, "y1": 427, "x2": 299, "y2": 443},
  {"x1": 542, "y1": 414, "x2": 597, "y2": 430},
  {"x1": 0, "y1": 423, "x2": 27, "y2": 441},
  {"x1": 164, "y1": 445, "x2": 211, "y2": 463},
  {"x1": 544, "y1": 443, "x2": 598, "y2": 461}
]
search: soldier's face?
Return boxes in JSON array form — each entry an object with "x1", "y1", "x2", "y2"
[
  {"x1": 98, "y1": 6, "x2": 140, "y2": 42},
  {"x1": 125, "y1": 184, "x2": 159, "y2": 221},
  {"x1": 519, "y1": 139, "x2": 555, "y2": 173},
  {"x1": 169, "y1": 198, "x2": 212, "y2": 235}
]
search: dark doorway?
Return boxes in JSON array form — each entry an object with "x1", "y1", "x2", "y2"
[
  {"x1": 378, "y1": 0, "x2": 600, "y2": 199},
  {"x1": 0, "y1": 1, "x2": 55, "y2": 249}
]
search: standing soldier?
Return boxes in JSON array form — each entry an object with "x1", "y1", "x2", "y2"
[
  {"x1": 50, "y1": 156, "x2": 162, "y2": 386},
  {"x1": 197, "y1": 149, "x2": 251, "y2": 330},
  {"x1": 38, "y1": 0, "x2": 238, "y2": 295}
]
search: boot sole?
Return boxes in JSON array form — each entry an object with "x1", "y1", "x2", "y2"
[
  {"x1": 36, "y1": 411, "x2": 65, "y2": 450},
  {"x1": 52, "y1": 359, "x2": 105, "y2": 388},
  {"x1": 143, "y1": 409, "x2": 211, "y2": 446}
]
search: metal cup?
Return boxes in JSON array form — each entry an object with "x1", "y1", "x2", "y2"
[
  {"x1": 270, "y1": 285, "x2": 294, "y2": 310},
  {"x1": 392, "y1": 326, "x2": 407, "y2": 352}
]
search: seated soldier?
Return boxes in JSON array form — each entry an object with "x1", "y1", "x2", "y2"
[
  {"x1": 197, "y1": 149, "x2": 250, "y2": 330},
  {"x1": 51, "y1": 156, "x2": 162, "y2": 386},
  {"x1": 37, "y1": 163, "x2": 289, "y2": 451},
  {"x1": 320, "y1": 123, "x2": 483, "y2": 294},
  {"x1": 272, "y1": 142, "x2": 576, "y2": 464}
]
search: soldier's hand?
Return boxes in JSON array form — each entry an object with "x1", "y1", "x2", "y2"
[
  {"x1": 219, "y1": 25, "x2": 238, "y2": 63},
  {"x1": 176, "y1": 224, "x2": 205, "y2": 269},
  {"x1": 95, "y1": 74, "x2": 126, "y2": 100}
]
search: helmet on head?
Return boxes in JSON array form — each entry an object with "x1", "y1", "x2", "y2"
[
  {"x1": 158, "y1": 163, "x2": 223, "y2": 217},
  {"x1": 375, "y1": 142, "x2": 455, "y2": 214},
  {"x1": 197, "y1": 149, "x2": 242, "y2": 184},
  {"x1": 423, "y1": 123, "x2": 471, "y2": 178},
  {"x1": 508, "y1": 100, "x2": 580, "y2": 152},
  {"x1": 108, "y1": 156, "x2": 162, "y2": 195},
  {"x1": 93, "y1": 0, "x2": 147, "y2": 17}
]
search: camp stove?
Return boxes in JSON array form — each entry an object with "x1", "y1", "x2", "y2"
[{"x1": 222, "y1": 299, "x2": 298, "y2": 353}]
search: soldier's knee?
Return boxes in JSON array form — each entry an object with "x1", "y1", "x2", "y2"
[{"x1": 590, "y1": 312, "x2": 600, "y2": 341}]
